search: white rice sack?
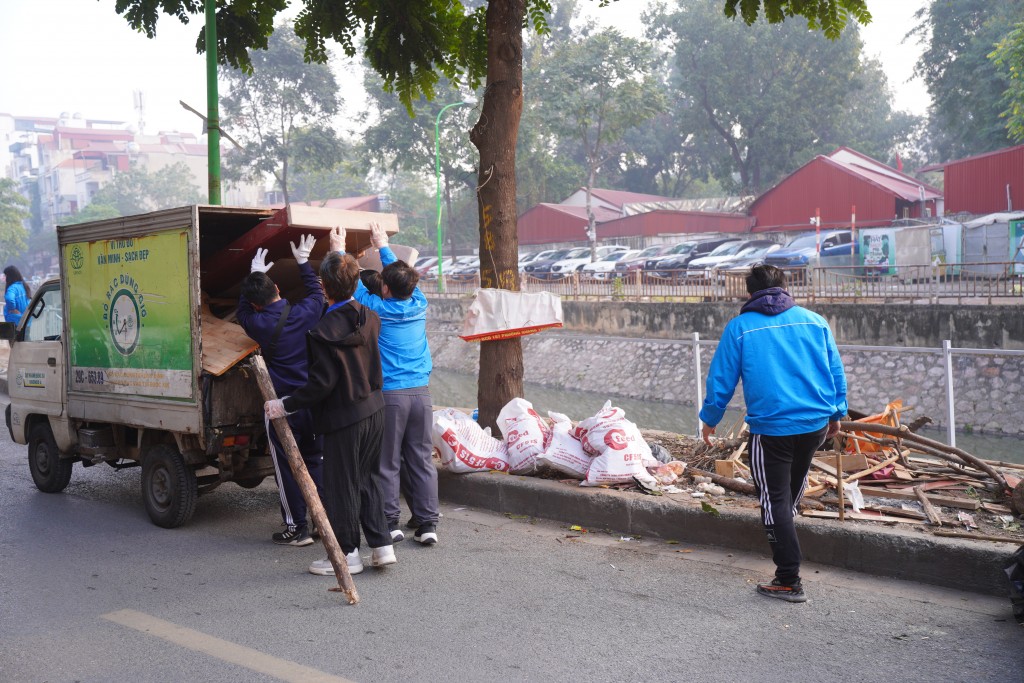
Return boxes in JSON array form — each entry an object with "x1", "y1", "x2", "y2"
[
  {"x1": 536, "y1": 411, "x2": 592, "y2": 479},
  {"x1": 497, "y1": 397, "x2": 552, "y2": 448},
  {"x1": 503, "y1": 414, "x2": 547, "y2": 475},
  {"x1": 432, "y1": 411, "x2": 511, "y2": 474},
  {"x1": 574, "y1": 401, "x2": 656, "y2": 467}
]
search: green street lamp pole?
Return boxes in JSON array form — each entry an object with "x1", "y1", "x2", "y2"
[
  {"x1": 205, "y1": 0, "x2": 221, "y2": 205},
  {"x1": 434, "y1": 100, "x2": 473, "y2": 292}
]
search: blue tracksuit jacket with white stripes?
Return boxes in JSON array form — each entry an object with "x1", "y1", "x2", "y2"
[{"x1": 699, "y1": 288, "x2": 847, "y2": 436}]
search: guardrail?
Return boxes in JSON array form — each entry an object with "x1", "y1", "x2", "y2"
[{"x1": 420, "y1": 261, "x2": 1024, "y2": 304}]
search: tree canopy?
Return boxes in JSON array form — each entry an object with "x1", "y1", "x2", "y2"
[
  {"x1": 0, "y1": 179, "x2": 30, "y2": 266},
  {"x1": 66, "y1": 163, "x2": 202, "y2": 221}
]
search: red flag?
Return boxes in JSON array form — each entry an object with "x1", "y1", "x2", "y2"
[{"x1": 895, "y1": 152, "x2": 903, "y2": 172}]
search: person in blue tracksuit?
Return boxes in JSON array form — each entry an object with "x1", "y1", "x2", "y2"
[
  {"x1": 700, "y1": 264, "x2": 847, "y2": 603},
  {"x1": 237, "y1": 236, "x2": 325, "y2": 547},
  {"x1": 330, "y1": 223, "x2": 439, "y2": 546},
  {"x1": 4, "y1": 266, "x2": 30, "y2": 324}
]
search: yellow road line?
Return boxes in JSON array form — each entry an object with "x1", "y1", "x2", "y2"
[{"x1": 102, "y1": 609, "x2": 354, "y2": 683}]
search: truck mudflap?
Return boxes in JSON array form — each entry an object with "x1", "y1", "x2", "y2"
[{"x1": 5, "y1": 403, "x2": 12, "y2": 441}]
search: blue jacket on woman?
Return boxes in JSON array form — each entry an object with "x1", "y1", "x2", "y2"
[{"x1": 4, "y1": 281, "x2": 28, "y2": 324}]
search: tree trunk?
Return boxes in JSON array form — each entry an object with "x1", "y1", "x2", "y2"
[
  {"x1": 470, "y1": 0, "x2": 525, "y2": 431},
  {"x1": 444, "y1": 174, "x2": 457, "y2": 260},
  {"x1": 586, "y1": 167, "x2": 597, "y2": 262}
]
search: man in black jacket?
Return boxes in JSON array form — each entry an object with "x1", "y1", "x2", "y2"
[{"x1": 265, "y1": 251, "x2": 394, "y2": 577}]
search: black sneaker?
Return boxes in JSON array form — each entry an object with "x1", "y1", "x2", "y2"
[
  {"x1": 414, "y1": 523, "x2": 438, "y2": 545},
  {"x1": 389, "y1": 521, "x2": 405, "y2": 543},
  {"x1": 405, "y1": 517, "x2": 425, "y2": 530},
  {"x1": 272, "y1": 525, "x2": 313, "y2": 547},
  {"x1": 756, "y1": 578, "x2": 807, "y2": 603}
]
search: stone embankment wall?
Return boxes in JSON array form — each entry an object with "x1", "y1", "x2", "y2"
[{"x1": 429, "y1": 300, "x2": 1024, "y2": 436}]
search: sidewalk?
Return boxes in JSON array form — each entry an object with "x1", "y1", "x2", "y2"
[{"x1": 437, "y1": 468, "x2": 1019, "y2": 597}]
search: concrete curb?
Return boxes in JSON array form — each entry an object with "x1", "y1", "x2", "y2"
[{"x1": 437, "y1": 469, "x2": 1018, "y2": 596}]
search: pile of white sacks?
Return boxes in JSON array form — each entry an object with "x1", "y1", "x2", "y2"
[{"x1": 431, "y1": 398, "x2": 685, "y2": 488}]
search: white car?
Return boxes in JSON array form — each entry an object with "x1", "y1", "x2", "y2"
[
  {"x1": 707, "y1": 244, "x2": 782, "y2": 282},
  {"x1": 686, "y1": 240, "x2": 777, "y2": 280},
  {"x1": 519, "y1": 249, "x2": 559, "y2": 271},
  {"x1": 581, "y1": 249, "x2": 639, "y2": 279},
  {"x1": 549, "y1": 245, "x2": 629, "y2": 275}
]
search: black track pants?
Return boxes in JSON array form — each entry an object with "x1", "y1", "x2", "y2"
[{"x1": 748, "y1": 428, "x2": 827, "y2": 584}]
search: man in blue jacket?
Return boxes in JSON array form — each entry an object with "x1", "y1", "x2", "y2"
[
  {"x1": 700, "y1": 264, "x2": 847, "y2": 603},
  {"x1": 330, "y1": 223, "x2": 439, "y2": 546},
  {"x1": 238, "y1": 235, "x2": 325, "y2": 547}
]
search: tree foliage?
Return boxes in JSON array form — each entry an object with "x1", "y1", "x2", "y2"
[
  {"x1": 0, "y1": 179, "x2": 30, "y2": 266},
  {"x1": 991, "y1": 21, "x2": 1024, "y2": 144},
  {"x1": 221, "y1": 23, "x2": 341, "y2": 203},
  {"x1": 725, "y1": 0, "x2": 870, "y2": 40},
  {"x1": 68, "y1": 163, "x2": 202, "y2": 220}
]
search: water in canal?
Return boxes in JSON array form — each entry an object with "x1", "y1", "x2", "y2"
[{"x1": 430, "y1": 368, "x2": 1023, "y2": 465}]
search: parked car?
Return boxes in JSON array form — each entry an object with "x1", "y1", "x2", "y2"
[
  {"x1": 549, "y1": 245, "x2": 629, "y2": 275},
  {"x1": 519, "y1": 249, "x2": 560, "y2": 271},
  {"x1": 424, "y1": 255, "x2": 472, "y2": 280},
  {"x1": 613, "y1": 244, "x2": 678, "y2": 276},
  {"x1": 448, "y1": 256, "x2": 481, "y2": 281},
  {"x1": 686, "y1": 239, "x2": 778, "y2": 280},
  {"x1": 764, "y1": 230, "x2": 854, "y2": 268},
  {"x1": 643, "y1": 241, "x2": 699, "y2": 271},
  {"x1": 712, "y1": 243, "x2": 783, "y2": 281},
  {"x1": 649, "y1": 238, "x2": 742, "y2": 277},
  {"x1": 414, "y1": 256, "x2": 438, "y2": 274},
  {"x1": 523, "y1": 248, "x2": 582, "y2": 279},
  {"x1": 581, "y1": 249, "x2": 639, "y2": 279}
]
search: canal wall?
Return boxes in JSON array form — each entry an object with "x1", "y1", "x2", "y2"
[{"x1": 428, "y1": 299, "x2": 1024, "y2": 436}]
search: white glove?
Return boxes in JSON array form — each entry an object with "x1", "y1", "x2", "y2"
[
  {"x1": 265, "y1": 399, "x2": 287, "y2": 419},
  {"x1": 329, "y1": 226, "x2": 346, "y2": 254},
  {"x1": 370, "y1": 222, "x2": 389, "y2": 249},
  {"x1": 251, "y1": 248, "x2": 274, "y2": 273},
  {"x1": 290, "y1": 234, "x2": 316, "y2": 265}
]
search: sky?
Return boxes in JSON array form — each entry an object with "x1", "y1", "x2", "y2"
[{"x1": 0, "y1": 0, "x2": 929, "y2": 136}]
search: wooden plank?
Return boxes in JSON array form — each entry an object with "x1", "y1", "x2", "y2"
[
  {"x1": 914, "y1": 485, "x2": 944, "y2": 525},
  {"x1": 816, "y1": 453, "x2": 869, "y2": 471},
  {"x1": 845, "y1": 454, "x2": 900, "y2": 482},
  {"x1": 859, "y1": 486, "x2": 980, "y2": 510},
  {"x1": 200, "y1": 310, "x2": 259, "y2": 376},
  {"x1": 932, "y1": 530, "x2": 1020, "y2": 544},
  {"x1": 801, "y1": 510, "x2": 925, "y2": 525}
]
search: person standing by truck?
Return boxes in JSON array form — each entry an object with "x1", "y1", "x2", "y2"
[
  {"x1": 265, "y1": 249, "x2": 395, "y2": 577},
  {"x1": 699, "y1": 264, "x2": 847, "y2": 603},
  {"x1": 4, "y1": 265, "x2": 30, "y2": 324},
  {"x1": 238, "y1": 236, "x2": 325, "y2": 547},
  {"x1": 338, "y1": 224, "x2": 440, "y2": 546}
]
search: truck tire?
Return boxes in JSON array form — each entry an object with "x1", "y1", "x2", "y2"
[
  {"x1": 141, "y1": 444, "x2": 197, "y2": 528},
  {"x1": 28, "y1": 422, "x2": 73, "y2": 493}
]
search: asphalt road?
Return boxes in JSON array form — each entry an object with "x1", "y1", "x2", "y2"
[{"x1": 1, "y1": 429, "x2": 1021, "y2": 683}]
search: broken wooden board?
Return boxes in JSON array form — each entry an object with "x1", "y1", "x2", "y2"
[
  {"x1": 859, "y1": 486, "x2": 981, "y2": 510},
  {"x1": 201, "y1": 309, "x2": 258, "y2": 376},
  {"x1": 801, "y1": 510, "x2": 925, "y2": 524},
  {"x1": 715, "y1": 459, "x2": 750, "y2": 478},
  {"x1": 815, "y1": 453, "x2": 869, "y2": 472}
]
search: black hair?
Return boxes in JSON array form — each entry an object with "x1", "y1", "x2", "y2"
[
  {"x1": 320, "y1": 252, "x2": 360, "y2": 302},
  {"x1": 4, "y1": 265, "x2": 29, "y2": 297},
  {"x1": 241, "y1": 272, "x2": 278, "y2": 307},
  {"x1": 360, "y1": 269, "x2": 383, "y2": 297},
  {"x1": 381, "y1": 259, "x2": 419, "y2": 300},
  {"x1": 746, "y1": 264, "x2": 787, "y2": 295}
]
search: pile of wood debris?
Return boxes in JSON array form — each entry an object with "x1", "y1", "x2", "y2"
[{"x1": 642, "y1": 401, "x2": 1024, "y2": 544}]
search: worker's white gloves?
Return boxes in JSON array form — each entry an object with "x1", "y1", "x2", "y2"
[
  {"x1": 265, "y1": 399, "x2": 288, "y2": 420},
  {"x1": 290, "y1": 233, "x2": 316, "y2": 265},
  {"x1": 251, "y1": 248, "x2": 273, "y2": 273},
  {"x1": 370, "y1": 222, "x2": 389, "y2": 249},
  {"x1": 329, "y1": 226, "x2": 346, "y2": 254}
]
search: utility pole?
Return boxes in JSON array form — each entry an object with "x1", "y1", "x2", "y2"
[{"x1": 205, "y1": 0, "x2": 221, "y2": 205}]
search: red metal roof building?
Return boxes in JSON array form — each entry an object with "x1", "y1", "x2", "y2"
[
  {"x1": 598, "y1": 210, "x2": 753, "y2": 239},
  {"x1": 749, "y1": 148, "x2": 942, "y2": 232},
  {"x1": 517, "y1": 203, "x2": 622, "y2": 245},
  {"x1": 929, "y1": 144, "x2": 1024, "y2": 215}
]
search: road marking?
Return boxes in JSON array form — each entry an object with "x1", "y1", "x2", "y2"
[{"x1": 102, "y1": 609, "x2": 354, "y2": 683}]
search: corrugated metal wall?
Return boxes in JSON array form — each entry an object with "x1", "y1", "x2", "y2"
[
  {"x1": 517, "y1": 205, "x2": 594, "y2": 245},
  {"x1": 750, "y1": 158, "x2": 904, "y2": 232},
  {"x1": 598, "y1": 210, "x2": 753, "y2": 237},
  {"x1": 944, "y1": 146, "x2": 1024, "y2": 215}
]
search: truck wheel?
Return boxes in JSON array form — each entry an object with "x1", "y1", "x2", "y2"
[
  {"x1": 141, "y1": 445, "x2": 197, "y2": 528},
  {"x1": 28, "y1": 422, "x2": 73, "y2": 493}
]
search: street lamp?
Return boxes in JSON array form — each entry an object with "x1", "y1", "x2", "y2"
[{"x1": 435, "y1": 98, "x2": 475, "y2": 292}]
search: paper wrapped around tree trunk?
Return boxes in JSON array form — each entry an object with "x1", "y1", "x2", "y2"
[{"x1": 459, "y1": 289, "x2": 563, "y2": 342}]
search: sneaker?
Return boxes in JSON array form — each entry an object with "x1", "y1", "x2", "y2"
[
  {"x1": 389, "y1": 522, "x2": 405, "y2": 543},
  {"x1": 309, "y1": 550, "x2": 363, "y2": 576},
  {"x1": 756, "y1": 578, "x2": 807, "y2": 603},
  {"x1": 405, "y1": 517, "x2": 424, "y2": 530},
  {"x1": 370, "y1": 545, "x2": 397, "y2": 567},
  {"x1": 414, "y1": 524, "x2": 438, "y2": 545},
  {"x1": 272, "y1": 525, "x2": 314, "y2": 547}
]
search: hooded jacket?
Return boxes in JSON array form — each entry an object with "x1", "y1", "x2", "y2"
[
  {"x1": 699, "y1": 288, "x2": 848, "y2": 436},
  {"x1": 282, "y1": 301, "x2": 385, "y2": 433}
]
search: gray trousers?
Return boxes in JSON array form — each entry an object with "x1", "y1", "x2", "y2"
[{"x1": 380, "y1": 386, "x2": 439, "y2": 526}]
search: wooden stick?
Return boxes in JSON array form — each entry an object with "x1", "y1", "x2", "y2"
[
  {"x1": 728, "y1": 441, "x2": 747, "y2": 462},
  {"x1": 914, "y1": 485, "x2": 944, "y2": 526},
  {"x1": 845, "y1": 454, "x2": 900, "y2": 482},
  {"x1": 858, "y1": 486, "x2": 980, "y2": 510},
  {"x1": 932, "y1": 530, "x2": 1019, "y2": 544},
  {"x1": 836, "y1": 451, "x2": 845, "y2": 522},
  {"x1": 688, "y1": 467, "x2": 755, "y2": 495},
  {"x1": 251, "y1": 356, "x2": 359, "y2": 605},
  {"x1": 840, "y1": 421, "x2": 1010, "y2": 494}
]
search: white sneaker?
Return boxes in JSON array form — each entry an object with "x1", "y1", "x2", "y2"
[
  {"x1": 308, "y1": 549, "x2": 363, "y2": 576},
  {"x1": 370, "y1": 545, "x2": 397, "y2": 567}
]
